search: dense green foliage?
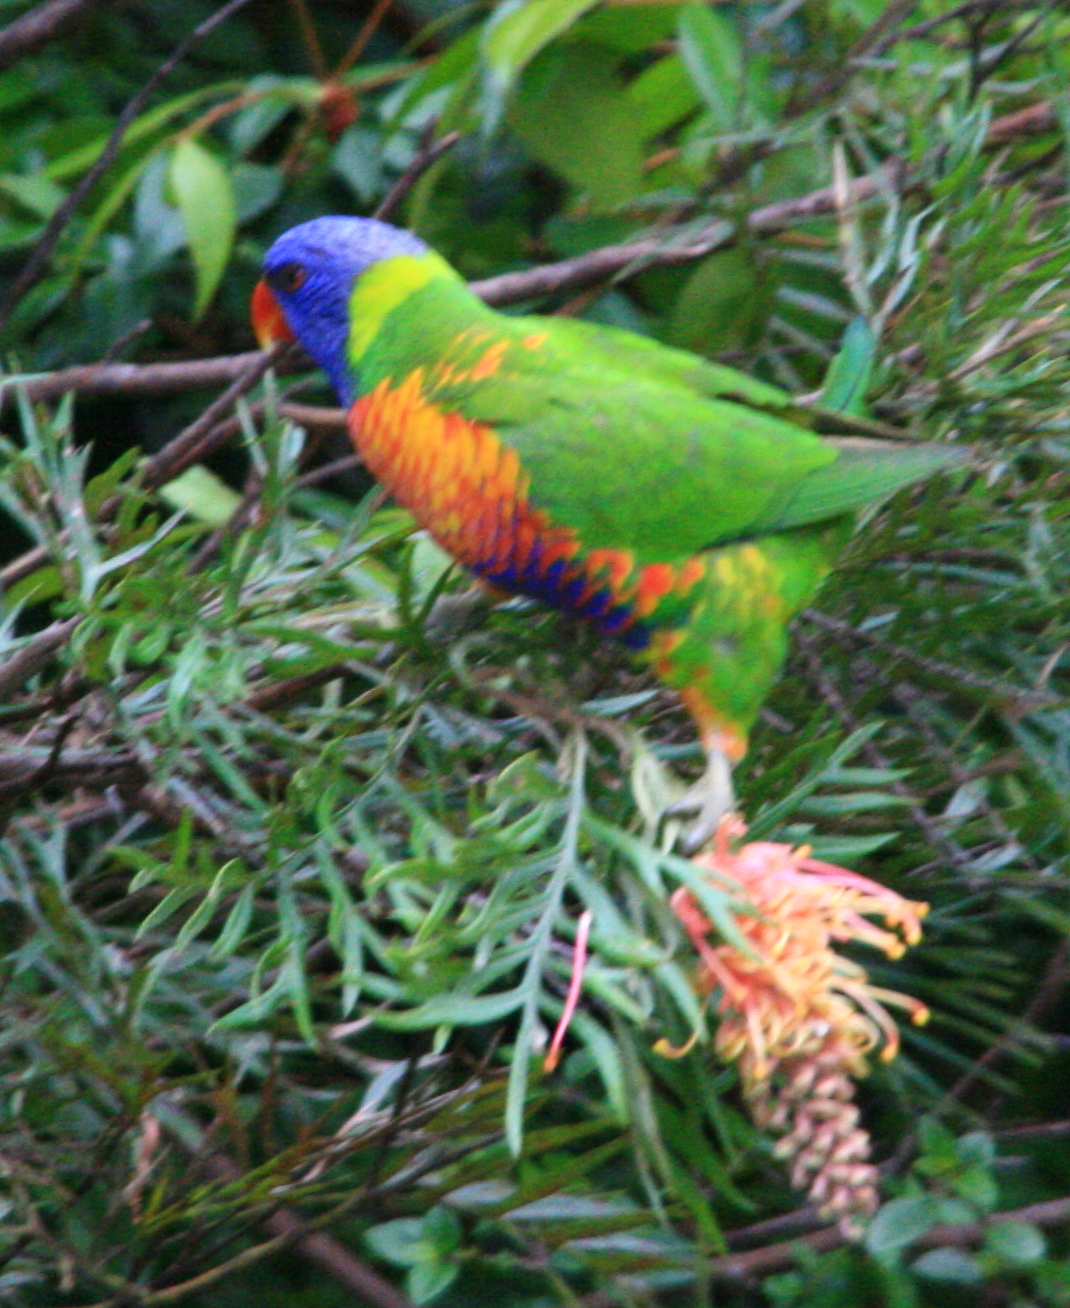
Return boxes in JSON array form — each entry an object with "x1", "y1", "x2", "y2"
[{"x1": 0, "y1": 1, "x2": 1068, "y2": 1305}]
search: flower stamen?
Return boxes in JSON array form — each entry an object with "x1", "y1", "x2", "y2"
[{"x1": 668, "y1": 815, "x2": 929, "y2": 1236}]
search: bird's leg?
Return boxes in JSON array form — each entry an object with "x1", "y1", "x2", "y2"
[
  {"x1": 423, "y1": 579, "x2": 506, "y2": 641},
  {"x1": 667, "y1": 735, "x2": 739, "y2": 854}
]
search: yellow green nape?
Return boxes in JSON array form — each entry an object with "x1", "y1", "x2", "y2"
[{"x1": 347, "y1": 251, "x2": 461, "y2": 362}]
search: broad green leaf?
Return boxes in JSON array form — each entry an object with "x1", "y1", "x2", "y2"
[
  {"x1": 573, "y1": 3, "x2": 679, "y2": 53},
  {"x1": 866, "y1": 1195, "x2": 942, "y2": 1255},
  {"x1": 911, "y1": 1248, "x2": 985, "y2": 1284},
  {"x1": 44, "y1": 83, "x2": 246, "y2": 182},
  {"x1": 628, "y1": 53, "x2": 702, "y2": 140},
  {"x1": 952, "y1": 1165, "x2": 998, "y2": 1212},
  {"x1": 677, "y1": 1, "x2": 742, "y2": 131},
  {"x1": 159, "y1": 465, "x2": 241, "y2": 526},
  {"x1": 422, "y1": 1207, "x2": 462, "y2": 1258},
  {"x1": 168, "y1": 138, "x2": 236, "y2": 320},
  {"x1": 669, "y1": 249, "x2": 774, "y2": 355},
  {"x1": 511, "y1": 44, "x2": 643, "y2": 210},
  {"x1": 482, "y1": 0, "x2": 603, "y2": 127},
  {"x1": 984, "y1": 1221, "x2": 1046, "y2": 1268},
  {"x1": 231, "y1": 162, "x2": 282, "y2": 222},
  {"x1": 365, "y1": 1218, "x2": 425, "y2": 1266},
  {"x1": 407, "y1": 1260, "x2": 458, "y2": 1305},
  {"x1": 333, "y1": 126, "x2": 383, "y2": 204},
  {"x1": 0, "y1": 174, "x2": 65, "y2": 219}
]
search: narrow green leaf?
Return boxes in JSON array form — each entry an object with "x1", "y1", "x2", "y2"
[
  {"x1": 169, "y1": 138, "x2": 236, "y2": 319},
  {"x1": 821, "y1": 317, "x2": 877, "y2": 416}
]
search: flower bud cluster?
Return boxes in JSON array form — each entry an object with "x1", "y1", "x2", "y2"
[{"x1": 670, "y1": 816, "x2": 929, "y2": 1235}]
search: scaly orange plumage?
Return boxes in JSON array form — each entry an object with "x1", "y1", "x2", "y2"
[{"x1": 349, "y1": 368, "x2": 719, "y2": 651}]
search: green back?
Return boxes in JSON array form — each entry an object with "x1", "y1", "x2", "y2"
[{"x1": 355, "y1": 271, "x2": 966, "y2": 563}]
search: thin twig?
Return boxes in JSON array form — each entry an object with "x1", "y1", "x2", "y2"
[
  {"x1": 986, "y1": 99, "x2": 1058, "y2": 144},
  {"x1": 866, "y1": 0, "x2": 1017, "y2": 57},
  {"x1": 288, "y1": 0, "x2": 326, "y2": 80},
  {"x1": 0, "y1": 0, "x2": 103, "y2": 70},
  {"x1": 200, "y1": 1154, "x2": 416, "y2": 1308},
  {"x1": 0, "y1": 0, "x2": 260, "y2": 334},
  {"x1": 795, "y1": 630, "x2": 971, "y2": 867},
  {"x1": 138, "y1": 344, "x2": 289, "y2": 492},
  {"x1": 0, "y1": 344, "x2": 289, "y2": 592},
  {"x1": 373, "y1": 129, "x2": 461, "y2": 223},
  {"x1": 335, "y1": 0, "x2": 394, "y2": 78},
  {"x1": 846, "y1": 0, "x2": 920, "y2": 61},
  {"x1": 800, "y1": 609, "x2": 1055, "y2": 712},
  {"x1": 294, "y1": 453, "x2": 362, "y2": 487}
]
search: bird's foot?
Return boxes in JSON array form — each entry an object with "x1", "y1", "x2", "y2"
[
  {"x1": 423, "y1": 583, "x2": 494, "y2": 642},
  {"x1": 628, "y1": 736, "x2": 737, "y2": 854},
  {"x1": 665, "y1": 744, "x2": 737, "y2": 854}
]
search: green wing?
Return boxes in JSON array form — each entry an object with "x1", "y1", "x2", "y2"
[
  {"x1": 541, "y1": 316, "x2": 793, "y2": 413},
  {"x1": 375, "y1": 280, "x2": 967, "y2": 561}
]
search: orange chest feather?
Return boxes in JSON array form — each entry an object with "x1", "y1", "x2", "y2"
[
  {"x1": 348, "y1": 368, "x2": 578, "y2": 578},
  {"x1": 348, "y1": 369, "x2": 706, "y2": 647}
]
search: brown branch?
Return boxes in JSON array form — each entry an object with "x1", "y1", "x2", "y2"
[
  {"x1": 709, "y1": 1195, "x2": 1070, "y2": 1282},
  {"x1": 0, "y1": 0, "x2": 103, "y2": 70},
  {"x1": 986, "y1": 100, "x2": 1059, "y2": 145},
  {"x1": 0, "y1": 746, "x2": 143, "y2": 797},
  {"x1": 1, "y1": 69, "x2": 1056, "y2": 401},
  {"x1": 994, "y1": 1119, "x2": 1070, "y2": 1143},
  {"x1": 0, "y1": 618, "x2": 79, "y2": 700},
  {"x1": 582, "y1": 1195, "x2": 1070, "y2": 1303},
  {"x1": 3, "y1": 160, "x2": 903, "y2": 409},
  {"x1": 473, "y1": 164, "x2": 903, "y2": 306},
  {"x1": 0, "y1": 0, "x2": 260, "y2": 334},
  {"x1": 11, "y1": 90, "x2": 1056, "y2": 406},
  {"x1": 3, "y1": 351, "x2": 283, "y2": 408}
]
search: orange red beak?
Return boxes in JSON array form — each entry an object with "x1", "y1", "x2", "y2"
[{"x1": 251, "y1": 278, "x2": 296, "y2": 349}]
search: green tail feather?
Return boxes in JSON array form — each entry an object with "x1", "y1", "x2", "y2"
[{"x1": 752, "y1": 438, "x2": 969, "y2": 535}]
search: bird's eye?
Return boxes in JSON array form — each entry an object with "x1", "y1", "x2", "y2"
[{"x1": 268, "y1": 262, "x2": 307, "y2": 295}]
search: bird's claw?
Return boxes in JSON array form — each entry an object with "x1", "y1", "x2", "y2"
[{"x1": 665, "y1": 746, "x2": 736, "y2": 854}]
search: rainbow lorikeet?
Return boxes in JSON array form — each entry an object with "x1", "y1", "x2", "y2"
[{"x1": 251, "y1": 217, "x2": 964, "y2": 846}]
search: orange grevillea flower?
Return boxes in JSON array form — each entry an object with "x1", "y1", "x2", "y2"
[{"x1": 664, "y1": 815, "x2": 930, "y2": 1235}]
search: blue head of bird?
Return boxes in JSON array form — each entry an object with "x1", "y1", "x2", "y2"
[{"x1": 252, "y1": 216, "x2": 427, "y2": 404}]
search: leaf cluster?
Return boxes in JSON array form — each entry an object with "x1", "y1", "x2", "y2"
[{"x1": 0, "y1": 1, "x2": 1069, "y2": 1306}]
